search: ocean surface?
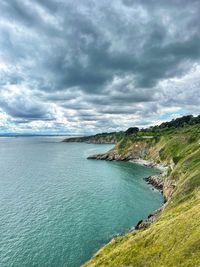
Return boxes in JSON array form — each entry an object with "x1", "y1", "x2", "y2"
[{"x1": 0, "y1": 137, "x2": 163, "y2": 267}]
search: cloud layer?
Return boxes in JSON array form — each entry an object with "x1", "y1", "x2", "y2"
[{"x1": 0, "y1": 0, "x2": 200, "y2": 134}]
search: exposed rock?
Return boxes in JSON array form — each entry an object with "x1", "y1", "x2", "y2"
[
  {"x1": 126, "y1": 142, "x2": 150, "y2": 159},
  {"x1": 87, "y1": 140, "x2": 151, "y2": 162},
  {"x1": 136, "y1": 173, "x2": 176, "y2": 231},
  {"x1": 135, "y1": 208, "x2": 162, "y2": 230},
  {"x1": 163, "y1": 179, "x2": 176, "y2": 200},
  {"x1": 144, "y1": 175, "x2": 164, "y2": 193},
  {"x1": 87, "y1": 152, "x2": 128, "y2": 161}
]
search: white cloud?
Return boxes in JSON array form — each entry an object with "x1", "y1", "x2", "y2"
[{"x1": 0, "y1": 0, "x2": 199, "y2": 134}]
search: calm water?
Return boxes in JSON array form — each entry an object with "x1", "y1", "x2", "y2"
[{"x1": 0, "y1": 137, "x2": 163, "y2": 267}]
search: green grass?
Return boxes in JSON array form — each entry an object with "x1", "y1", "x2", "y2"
[{"x1": 83, "y1": 125, "x2": 200, "y2": 267}]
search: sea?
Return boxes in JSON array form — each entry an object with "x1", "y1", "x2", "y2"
[{"x1": 0, "y1": 137, "x2": 163, "y2": 267}]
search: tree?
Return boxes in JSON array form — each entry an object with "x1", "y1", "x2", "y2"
[{"x1": 125, "y1": 127, "x2": 139, "y2": 136}]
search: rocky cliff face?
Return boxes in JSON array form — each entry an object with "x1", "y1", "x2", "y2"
[{"x1": 88, "y1": 140, "x2": 151, "y2": 160}]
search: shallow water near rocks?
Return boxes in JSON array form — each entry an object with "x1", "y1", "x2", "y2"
[{"x1": 0, "y1": 137, "x2": 163, "y2": 267}]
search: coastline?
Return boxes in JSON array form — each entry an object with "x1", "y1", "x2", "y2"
[
  {"x1": 81, "y1": 155, "x2": 171, "y2": 266},
  {"x1": 84, "y1": 156, "x2": 168, "y2": 254},
  {"x1": 89, "y1": 155, "x2": 171, "y2": 234},
  {"x1": 79, "y1": 124, "x2": 200, "y2": 266},
  {"x1": 87, "y1": 151, "x2": 173, "y2": 232},
  {"x1": 129, "y1": 158, "x2": 168, "y2": 172},
  {"x1": 127, "y1": 158, "x2": 169, "y2": 231}
]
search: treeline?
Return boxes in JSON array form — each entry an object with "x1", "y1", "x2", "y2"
[
  {"x1": 95, "y1": 115, "x2": 200, "y2": 137},
  {"x1": 125, "y1": 115, "x2": 200, "y2": 135},
  {"x1": 63, "y1": 115, "x2": 200, "y2": 143},
  {"x1": 99, "y1": 115, "x2": 200, "y2": 137},
  {"x1": 149, "y1": 115, "x2": 200, "y2": 131}
]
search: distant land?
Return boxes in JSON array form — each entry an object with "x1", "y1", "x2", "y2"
[
  {"x1": 63, "y1": 114, "x2": 200, "y2": 144},
  {"x1": 0, "y1": 133, "x2": 75, "y2": 137}
]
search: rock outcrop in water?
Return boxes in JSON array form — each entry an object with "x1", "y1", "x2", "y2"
[
  {"x1": 144, "y1": 175, "x2": 164, "y2": 193},
  {"x1": 135, "y1": 207, "x2": 163, "y2": 230}
]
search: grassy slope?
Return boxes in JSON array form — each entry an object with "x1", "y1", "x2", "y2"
[
  {"x1": 83, "y1": 125, "x2": 200, "y2": 267},
  {"x1": 63, "y1": 132, "x2": 124, "y2": 144}
]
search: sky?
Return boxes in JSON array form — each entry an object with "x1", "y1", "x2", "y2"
[{"x1": 0, "y1": 0, "x2": 200, "y2": 135}]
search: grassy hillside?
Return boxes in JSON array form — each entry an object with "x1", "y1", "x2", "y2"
[
  {"x1": 83, "y1": 124, "x2": 200, "y2": 267},
  {"x1": 62, "y1": 131, "x2": 124, "y2": 144}
]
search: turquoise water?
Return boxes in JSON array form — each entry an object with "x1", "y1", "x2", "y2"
[{"x1": 0, "y1": 137, "x2": 163, "y2": 267}]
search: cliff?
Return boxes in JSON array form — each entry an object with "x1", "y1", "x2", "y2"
[
  {"x1": 83, "y1": 124, "x2": 200, "y2": 267},
  {"x1": 62, "y1": 132, "x2": 124, "y2": 144}
]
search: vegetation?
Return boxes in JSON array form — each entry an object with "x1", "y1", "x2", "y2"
[
  {"x1": 63, "y1": 131, "x2": 125, "y2": 144},
  {"x1": 147, "y1": 115, "x2": 200, "y2": 131},
  {"x1": 125, "y1": 127, "x2": 139, "y2": 136},
  {"x1": 63, "y1": 115, "x2": 200, "y2": 145},
  {"x1": 83, "y1": 118, "x2": 200, "y2": 267}
]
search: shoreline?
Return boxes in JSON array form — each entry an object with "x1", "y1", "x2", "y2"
[
  {"x1": 84, "y1": 144, "x2": 176, "y2": 265},
  {"x1": 129, "y1": 158, "x2": 168, "y2": 172},
  {"x1": 98, "y1": 158, "x2": 167, "y2": 242},
  {"x1": 79, "y1": 124, "x2": 200, "y2": 266},
  {"x1": 128, "y1": 158, "x2": 168, "y2": 231},
  {"x1": 89, "y1": 155, "x2": 170, "y2": 234}
]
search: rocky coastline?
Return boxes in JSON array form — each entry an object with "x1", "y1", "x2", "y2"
[
  {"x1": 135, "y1": 206, "x2": 163, "y2": 230},
  {"x1": 88, "y1": 152, "x2": 175, "y2": 232},
  {"x1": 144, "y1": 175, "x2": 163, "y2": 194},
  {"x1": 134, "y1": 174, "x2": 166, "y2": 230}
]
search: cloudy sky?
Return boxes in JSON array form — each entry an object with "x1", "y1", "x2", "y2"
[{"x1": 0, "y1": 0, "x2": 200, "y2": 134}]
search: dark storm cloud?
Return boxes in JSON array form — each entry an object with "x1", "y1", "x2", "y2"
[
  {"x1": 0, "y1": 95, "x2": 53, "y2": 121},
  {"x1": 0, "y1": 0, "x2": 200, "y2": 133}
]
